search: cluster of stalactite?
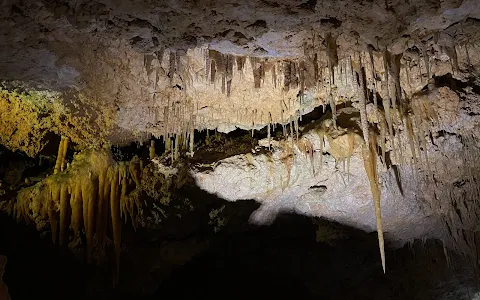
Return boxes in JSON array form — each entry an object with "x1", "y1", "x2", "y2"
[
  {"x1": 140, "y1": 34, "x2": 471, "y2": 157},
  {"x1": 139, "y1": 34, "x2": 472, "y2": 273},
  {"x1": 269, "y1": 39, "x2": 471, "y2": 273},
  {"x1": 13, "y1": 147, "x2": 143, "y2": 283}
]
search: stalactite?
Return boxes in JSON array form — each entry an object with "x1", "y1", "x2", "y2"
[
  {"x1": 299, "y1": 61, "x2": 305, "y2": 103},
  {"x1": 325, "y1": 33, "x2": 338, "y2": 85},
  {"x1": 165, "y1": 135, "x2": 171, "y2": 153},
  {"x1": 61, "y1": 137, "x2": 69, "y2": 172},
  {"x1": 272, "y1": 63, "x2": 277, "y2": 89},
  {"x1": 210, "y1": 60, "x2": 216, "y2": 83},
  {"x1": 59, "y1": 185, "x2": 68, "y2": 246},
  {"x1": 445, "y1": 45, "x2": 459, "y2": 73},
  {"x1": 380, "y1": 119, "x2": 387, "y2": 166},
  {"x1": 189, "y1": 123, "x2": 195, "y2": 154},
  {"x1": 423, "y1": 47, "x2": 430, "y2": 81},
  {"x1": 347, "y1": 133, "x2": 355, "y2": 182},
  {"x1": 289, "y1": 116, "x2": 294, "y2": 145},
  {"x1": 294, "y1": 112, "x2": 299, "y2": 141},
  {"x1": 49, "y1": 184, "x2": 60, "y2": 244},
  {"x1": 71, "y1": 180, "x2": 82, "y2": 240},
  {"x1": 261, "y1": 61, "x2": 266, "y2": 84},
  {"x1": 169, "y1": 51, "x2": 176, "y2": 84},
  {"x1": 88, "y1": 177, "x2": 97, "y2": 262},
  {"x1": 119, "y1": 162, "x2": 128, "y2": 222},
  {"x1": 329, "y1": 93, "x2": 337, "y2": 129},
  {"x1": 252, "y1": 58, "x2": 261, "y2": 88},
  {"x1": 96, "y1": 168, "x2": 107, "y2": 256},
  {"x1": 174, "y1": 134, "x2": 179, "y2": 161},
  {"x1": 205, "y1": 48, "x2": 210, "y2": 81},
  {"x1": 171, "y1": 136, "x2": 175, "y2": 164},
  {"x1": 109, "y1": 164, "x2": 121, "y2": 283},
  {"x1": 362, "y1": 134, "x2": 386, "y2": 273},
  {"x1": 54, "y1": 137, "x2": 66, "y2": 174},
  {"x1": 385, "y1": 52, "x2": 397, "y2": 126},
  {"x1": 267, "y1": 120, "x2": 271, "y2": 151},
  {"x1": 182, "y1": 128, "x2": 188, "y2": 150},
  {"x1": 149, "y1": 140, "x2": 155, "y2": 160},
  {"x1": 226, "y1": 54, "x2": 233, "y2": 94},
  {"x1": 221, "y1": 75, "x2": 226, "y2": 94},
  {"x1": 465, "y1": 43, "x2": 471, "y2": 69},
  {"x1": 412, "y1": 102, "x2": 428, "y2": 173},
  {"x1": 357, "y1": 54, "x2": 370, "y2": 148},
  {"x1": 318, "y1": 130, "x2": 324, "y2": 170},
  {"x1": 381, "y1": 51, "x2": 394, "y2": 162},
  {"x1": 236, "y1": 56, "x2": 245, "y2": 72},
  {"x1": 420, "y1": 118, "x2": 432, "y2": 177},
  {"x1": 14, "y1": 149, "x2": 144, "y2": 285},
  {"x1": 386, "y1": 51, "x2": 403, "y2": 124},
  {"x1": 283, "y1": 61, "x2": 291, "y2": 92},
  {"x1": 406, "y1": 114, "x2": 418, "y2": 165},
  {"x1": 368, "y1": 45, "x2": 378, "y2": 112}
]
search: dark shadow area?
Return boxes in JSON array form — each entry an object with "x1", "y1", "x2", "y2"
[
  {"x1": 1, "y1": 193, "x2": 478, "y2": 300},
  {"x1": 1, "y1": 141, "x2": 478, "y2": 300},
  {"x1": 0, "y1": 212, "x2": 88, "y2": 300},
  {"x1": 434, "y1": 73, "x2": 480, "y2": 95}
]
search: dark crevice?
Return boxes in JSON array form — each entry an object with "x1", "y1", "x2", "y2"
[{"x1": 434, "y1": 73, "x2": 480, "y2": 95}]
